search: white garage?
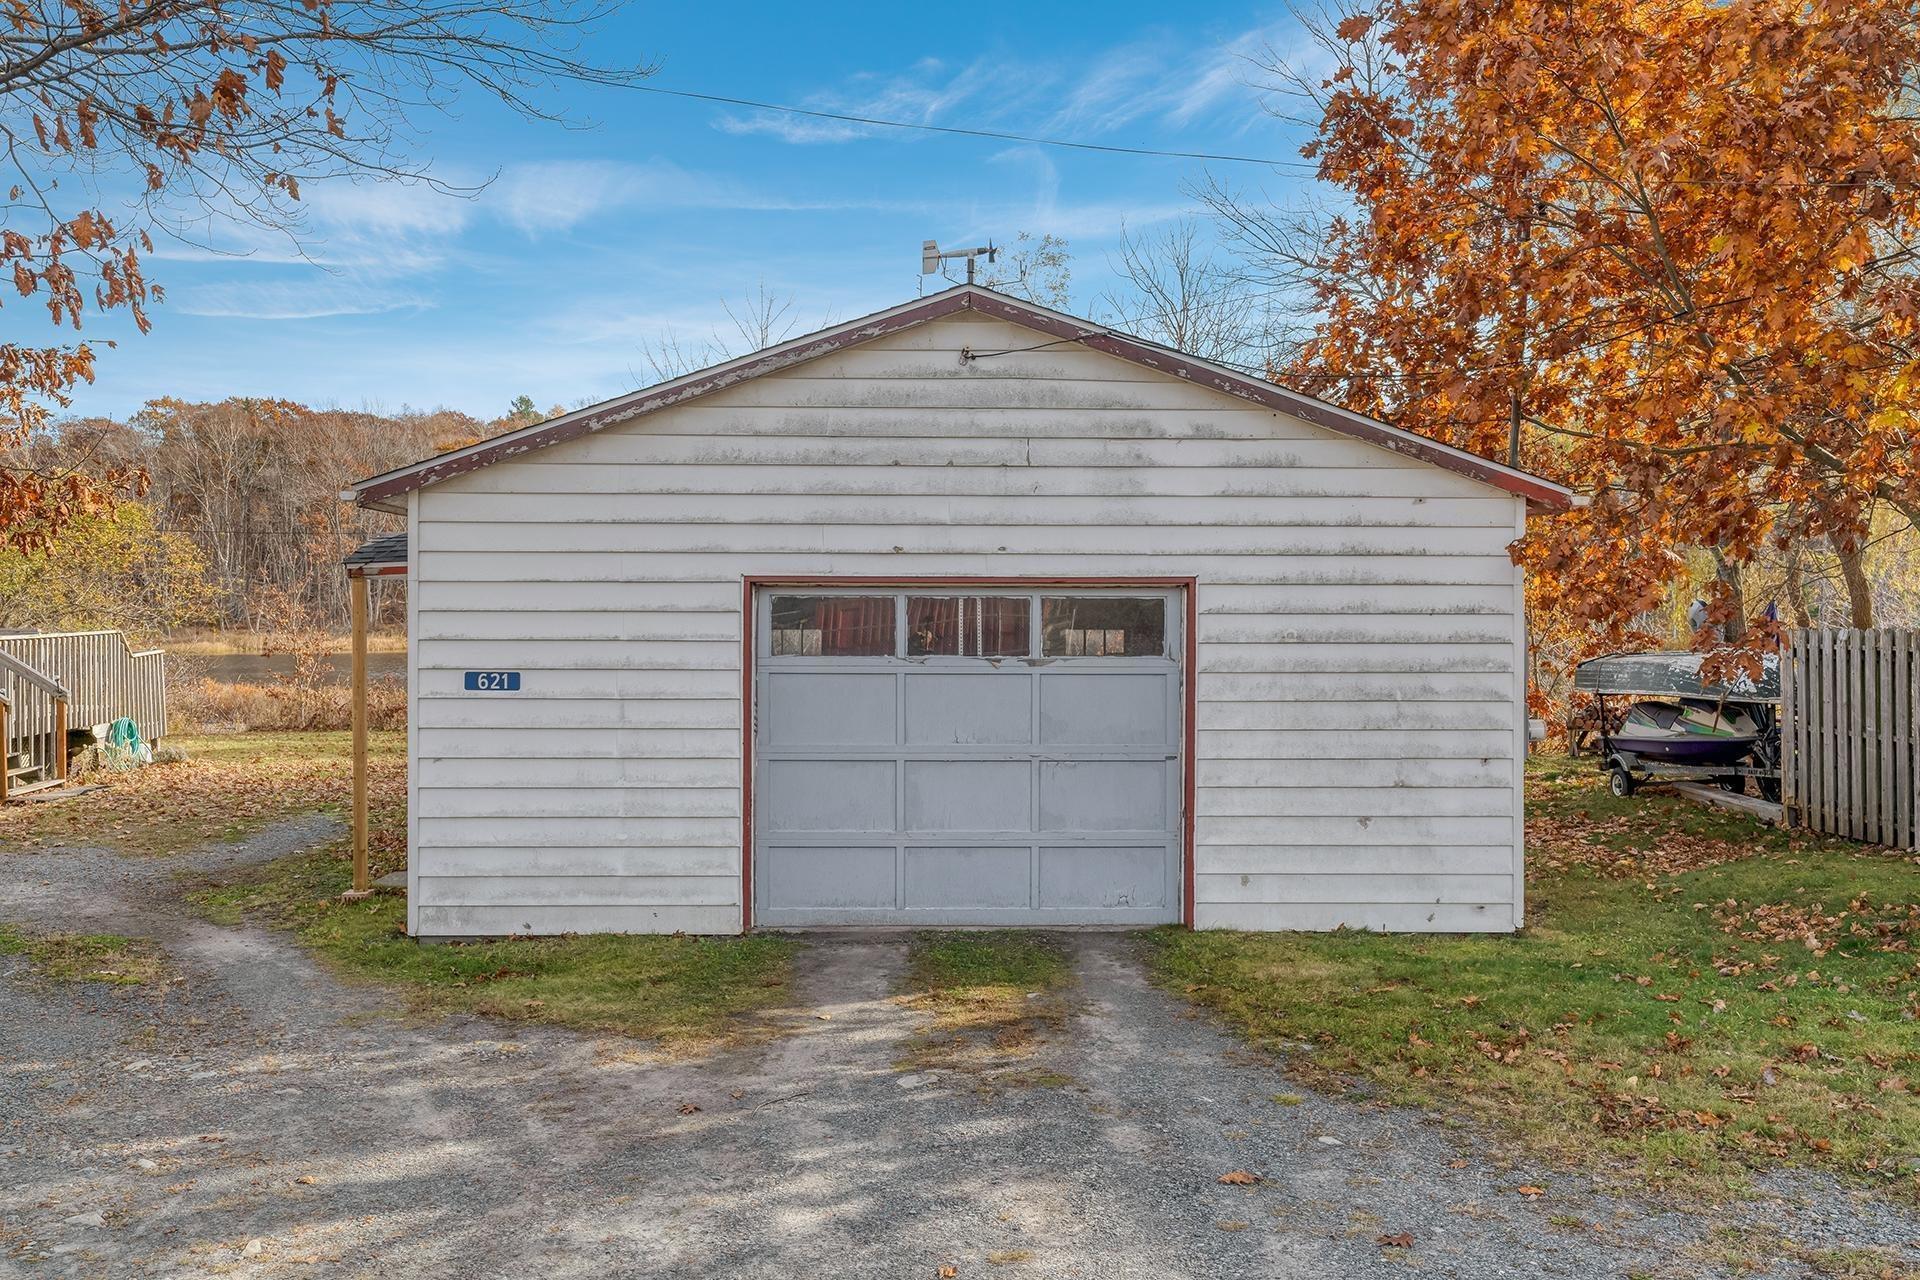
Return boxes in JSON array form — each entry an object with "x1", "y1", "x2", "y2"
[{"x1": 343, "y1": 283, "x2": 1574, "y2": 939}]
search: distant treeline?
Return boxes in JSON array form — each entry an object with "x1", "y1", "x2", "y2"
[{"x1": 5, "y1": 398, "x2": 528, "y2": 636}]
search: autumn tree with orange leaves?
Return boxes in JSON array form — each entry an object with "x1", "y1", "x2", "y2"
[
  {"x1": 1212, "y1": 0, "x2": 1920, "y2": 657},
  {"x1": 0, "y1": 0, "x2": 650, "y2": 551}
]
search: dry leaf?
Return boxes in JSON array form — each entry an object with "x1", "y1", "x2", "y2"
[
  {"x1": 937, "y1": 1267, "x2": 958, "y2": 1278},
  {"x1": 1216, "y1": 1170, "x2": 1262, "y2": 1185},
  {"x1": 677, "y1": 1102, "x2": 700, "y2": 1115},
  {"x1": 1514, "y1": 1185, "x2": 1545, "y2": 1198},
  {"x1": 1377, "y1": 1233, "x2": 1414, "y2": 1248}
]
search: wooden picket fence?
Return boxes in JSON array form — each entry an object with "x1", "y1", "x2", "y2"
[{"x1": 1781, "y1": 627, "x2": 1919, "y2": 850}]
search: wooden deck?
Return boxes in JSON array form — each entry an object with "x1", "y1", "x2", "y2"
[{"x1": 0, "y1": 630, "x2": 167, "y2": 802}]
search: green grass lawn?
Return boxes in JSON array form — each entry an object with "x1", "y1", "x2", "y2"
[
  {"x1": 192, "y1": 847, "x2": 795, "y2": 1046},
  {"x1": 1150, "y1": 755, "x2": 1920, "y2": 1202}
]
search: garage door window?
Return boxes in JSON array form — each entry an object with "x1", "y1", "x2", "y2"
[
  {"x1": 1041, "y1": 597, "x2": 1166, "y2": 657},
  {"x1": 770, "y1": 595, "x2": 895, "y2": 656},
  {"x1": 907, "y1": 596, "x2": 1030, "y2": 657}
]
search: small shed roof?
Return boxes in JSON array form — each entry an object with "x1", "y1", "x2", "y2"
[
  {"x1": 343, "y1": 532, "x2": 408, "y2": 577},
  {"x1": 340, "y1": 284, "x2": 1581, "y2": 516}
]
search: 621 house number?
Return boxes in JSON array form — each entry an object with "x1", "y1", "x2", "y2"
[{"x1": 463, "y1": 671, "x2": 521, "y2": 692}]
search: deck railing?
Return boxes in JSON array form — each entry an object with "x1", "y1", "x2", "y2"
[
  {"x1": 0, "y1": 629, "x2": 166, "y2": 742},
  {"x1": 0, "y1": 651, "x2": 69, "y2": 800}
]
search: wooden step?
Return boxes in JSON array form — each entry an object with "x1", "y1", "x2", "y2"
[{"x1": 4, "y1": 776, "x2": 65, "y2": 799}]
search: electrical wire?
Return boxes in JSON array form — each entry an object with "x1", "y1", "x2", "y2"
[{"x1": 624, "y1": 84, "x2": 1315, "y2": 169}]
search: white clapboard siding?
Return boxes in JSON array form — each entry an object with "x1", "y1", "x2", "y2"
[
  {"x1": 417, "y1": 551, "x2": 1522, "y2": 586},
  {"x1": 409, "y1": 309, "x2": 1528, "y2": 936},
  {"x1": 447, "y1": 462, "x2": 1500, "y2": 500}
]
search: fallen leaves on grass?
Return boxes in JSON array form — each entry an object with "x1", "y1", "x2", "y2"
[
  {"x1": 1528, "y1": 812, "x2": 1759, "y2": 878},
  {"x1": 0, "y1": 731, "x2": 406, "y2": 857},
  {"x1": 1713, "y1": 895, "x2": 1920, "y2": 958}
]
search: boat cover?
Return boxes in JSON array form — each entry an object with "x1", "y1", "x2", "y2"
[{"x1": 1573, "y1": 650, "x2": 1780, "y2": 703}]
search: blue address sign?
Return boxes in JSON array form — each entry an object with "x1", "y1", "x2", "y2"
[{"x1": 463, "y1": 670, "x2": 521, "y2": 692}]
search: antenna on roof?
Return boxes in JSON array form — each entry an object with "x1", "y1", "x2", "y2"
[{"x1": 921, "y1": 239, "x2": 997, "y2": 285}]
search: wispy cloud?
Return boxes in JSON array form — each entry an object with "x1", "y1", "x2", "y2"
[
  {"x1": 173, "y1": 279, "x2": 431, "y2": 321},
  {"x1": 711, "y1": 20, "x2": 1300, "y2": 152},
  {"x1": 713, "y1": 56, "x2": 1016, "y2": 144},
  {"x1": 485, "y1": 157, "x2": 943, "y2": 235}
]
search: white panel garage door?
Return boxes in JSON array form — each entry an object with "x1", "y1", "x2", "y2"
[{"x1": 753, "y1": 587, "x2": 1185, "y2": 927}]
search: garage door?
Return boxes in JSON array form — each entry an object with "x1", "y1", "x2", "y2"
[{"x1": 752, "y1": 587, "x2": 1185, "y2": 927}]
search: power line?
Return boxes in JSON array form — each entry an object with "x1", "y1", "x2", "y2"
[
  {"x1": 625, "y1": 84, "x2": 1315, "y2": 169},
  {"x1": 627, "y1": 83, "x2": 1920, "y2": 192}
]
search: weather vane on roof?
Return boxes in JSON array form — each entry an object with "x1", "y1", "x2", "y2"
[{"x1": 921, "y1": 239, "x2": 997, "y2": 285}]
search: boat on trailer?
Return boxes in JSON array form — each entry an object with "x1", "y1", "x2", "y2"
[{"x1": 1572, "y1": 651, "x2": 1781, "y2": 800}]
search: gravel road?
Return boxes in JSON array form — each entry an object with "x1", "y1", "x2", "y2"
[{"x1": 2, "y1": 820, "x2": 1916, "y2": 1279}]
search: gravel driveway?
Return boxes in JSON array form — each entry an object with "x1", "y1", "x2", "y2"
[{"x1": 3, "y1": 820, "x2": 1916, "y2": 1279}]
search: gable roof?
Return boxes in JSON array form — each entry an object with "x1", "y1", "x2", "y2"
[{"x1": 342, "y1": 283, "x2": 1578, "y2": 514}]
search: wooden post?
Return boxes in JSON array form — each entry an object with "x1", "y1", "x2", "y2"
[
  {"x1": 1, "y1": 696, "x2": 9, "y2": 803},
  {"x1": 347, "y1": 572, "x2": 371, "y2": 898},
  {"x1": 53, "y1": 696, "x2": 67, "y2": 783}
]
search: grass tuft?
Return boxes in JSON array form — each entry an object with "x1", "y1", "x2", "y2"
[
  {"x1": 0, "y1": 926, "x2": 170, "y2": 985},
  {"x1": 897, "y1": 931, "x2": 1075, "y2": 1078}
]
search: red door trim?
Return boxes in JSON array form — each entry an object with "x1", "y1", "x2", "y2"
[{"x1": 739, "y1": 575, "x2": 1200, "y2": 932}]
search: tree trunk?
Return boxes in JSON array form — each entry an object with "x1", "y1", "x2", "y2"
[
  {"x1": 1835, "y1": 538, "x2": 1875, "y2": 629},
  {"x1": 1713, "y1": 548, "x2": 1747, "y2": 642},
  {"x1": 1782, "y1": 544, "x2": 1813, "y2": 627}
]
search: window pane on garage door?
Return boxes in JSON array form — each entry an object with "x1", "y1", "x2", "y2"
[
  {"x1": 1041, "y1": 596, "x2": 1166, "y2": 657},
  {"x1": 769, "y1": 595, "x2": 896, "y2": 656}
]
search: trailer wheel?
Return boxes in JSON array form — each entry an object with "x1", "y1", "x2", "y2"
[
  {"x1": 1717, "y1": 775, "x2": 1747, "y2": 796},
  {"x1": 1608, "y1": 768, "x2": 1636, "y2": 798},
  {"x1": 1757, "y1": 777, "x2": 1781, "y2": 803}
]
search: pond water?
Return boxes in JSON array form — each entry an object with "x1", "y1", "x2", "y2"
[{"x1": 193, "y1": 652, "x2": 408, "y2": 686}]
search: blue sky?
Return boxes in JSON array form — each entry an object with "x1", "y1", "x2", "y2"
[{"x1": 66, "y1": 2, "x2": 1324, "y2": 421}]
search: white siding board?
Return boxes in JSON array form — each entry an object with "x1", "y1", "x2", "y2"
[
  {"x1": 418, "y1": 816, "x2": 738, "y2": 847},
  {"x1": 416, "y1": 611, "x2": 738, "y2": 642},
  {"x1": 417, "y1": 551, "x2": 1522, "y2": 586},
  {"x1": 417, "y1": 787, "x2": 739, "y2": 820},
  {"x1": 415, "y1": 905, "x2": 742, "y2": 936},
  {"x1": 419, "y1": 847, "x2": 741, "y2": 878},
  {"x1": 1195, "y1": 729, "x2": 1515, "y2": 760},
  {"x1": 1198, "y1": 645, "x2": 1513, "y2": 674},
  {"x1": 417, "y1": 726, "x2": 736, "y2": 756},
  {"x1": 447, "y1": 461, "x2": 1500, "y2": 500},
  {"x1": 545, "y1": 432, "x2": 1466, "y2": 471},
  {"x1": 417, "y1": 875, "x2": 739, "y2": 908},
  {"x1": 1197, "y1": 758, "x2": 1512, "y2": 788},
  {"x1": 1197, "y1": 845, "x2": 1515, "y2": 875},
  {"x1": 1197, "y1": 873, "x2": 1515, "y2": 904},
  {"x1": 408, "y1": 310, "x2": 1528, "y2": 936},
  {"x1": 418, "y1": 522, "x2": 1513, "y2": 558},
  {"x1": 417, "y1": 757, "x2": 738, "y2": 788},
  {"x1": 1196, "y1": 903, "x2": 1507, "y2": 932},
  {"x1": 423, "y1": 492, "x2": 1516, "y2": 529}
]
